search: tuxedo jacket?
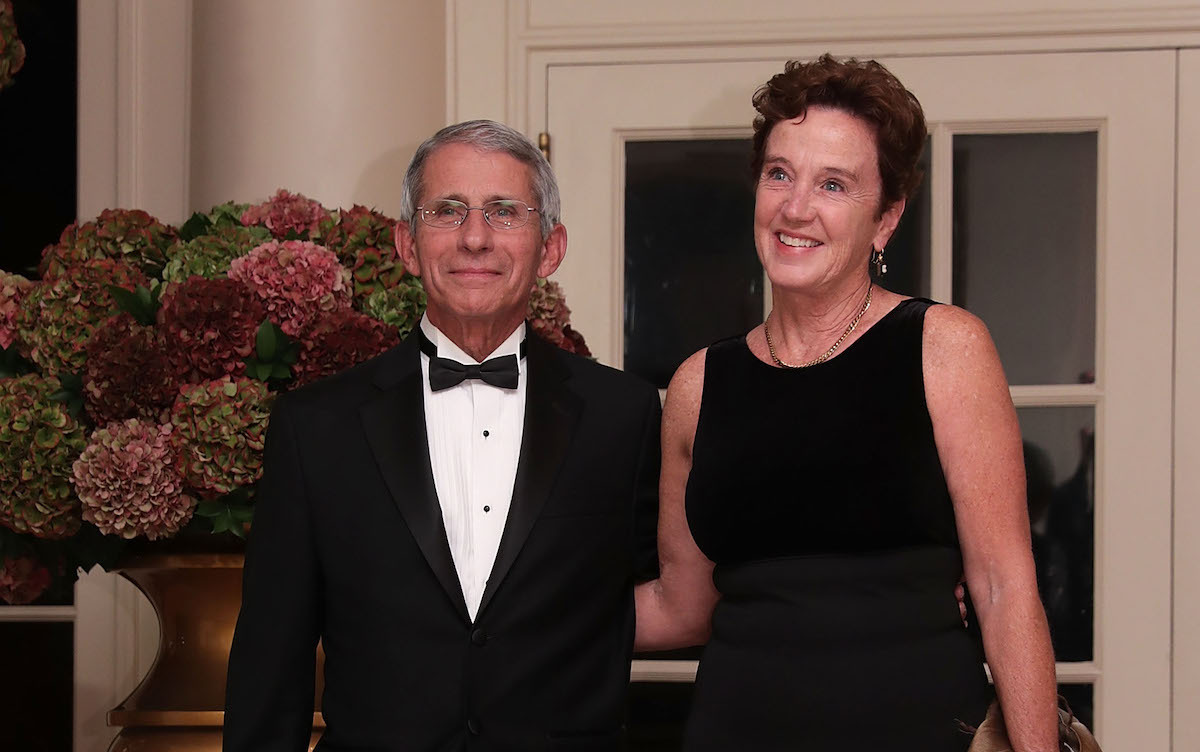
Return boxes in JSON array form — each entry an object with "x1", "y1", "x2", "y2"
[{"x1": 224, "y1": 330, "x2": 662, "y2": 752}]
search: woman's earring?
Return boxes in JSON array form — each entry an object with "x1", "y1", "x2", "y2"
[{"x1": 871, "y1": 246, "x2": 888, "y2": 276}]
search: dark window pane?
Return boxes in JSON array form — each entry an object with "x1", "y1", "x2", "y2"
[
  {"x1": 1018, "y1": 406, "x2": 1095, "y2": 661},
  {"x1": 0, "y1": 622, "x2": 73, "y2": 750},
  {"x1": 628, "y1": 680, "x2": 695, "y2": 751},
  {"x1": 877, "y1": 137, "x2": 931, "y2": 298},
  {"x1": 625, "y1": 139, "x2": 761, "y2": 388},
  {"x1": 1057, "y1": 683, "x2": 1094, "y2": 732},
  {"x1": 0, "y1": 0, "x2": 77, "y2": 276},
  {"x1": 952, "y1": 133, "x2": 1097, "y2": 386}
]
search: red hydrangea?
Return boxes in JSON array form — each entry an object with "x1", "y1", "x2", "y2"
[
  {"x1": 72, "y1": 419, "x2": 194, "y2": 540},
  {"x1": 157, "y1": 277, "x2": 266, "y2": 384},
  {"x1": 39, "y1": 209, "x2": 177, "y2": 279},
  {"x1": 15, "y1": 258, "x2": 148, "y2": 377},
  {"x1": 0, "y1": 270, "x2": 32, "y2": 350},
  {"x1": 227, "y1": 240, "x2": 351, "y2": 337},
  {"x1": 560, "y1": 325, "x2": 592, "y2": 358},
  {"x1": 0, "y1": 555, "x2": 52, "y2": 606},
  {"x1": 83, "y1": 314, "x2": 178, "y2": 425},
  {"x1": 527, "y1": 278, "x2": 591, "y2": 356},
  {"x1": 0, "y1": 0, "x2": 26, "y2": 92},
  {"x1": 293, "y1": 310, "x2": 400, "y2": 386},
  {"x1": 170, "y1": 377, "x2": 273, "y2": 498},
  {"x1": 240, "y1": 189, "x2": 332, "y2": 240},
  {"x1": 0, "y1": 375, "x2": 87, "y2": 539}
]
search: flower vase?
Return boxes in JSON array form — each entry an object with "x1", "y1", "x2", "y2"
[{"x1": 105, "y1": 552, "x2": 323, "y2": 751}]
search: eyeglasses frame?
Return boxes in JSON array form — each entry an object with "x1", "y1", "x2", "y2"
[{"x1": 415, "y1": 198, "x2": 541, "y2": 231}]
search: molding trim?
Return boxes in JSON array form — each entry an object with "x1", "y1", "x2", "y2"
[{"x1": 516, "y1": 7, "x2": 1200, "y2": 47}]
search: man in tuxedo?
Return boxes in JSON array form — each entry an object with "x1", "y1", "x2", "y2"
[{"x1": 224, "y1": 120, "x2": 661, "y2": 751}]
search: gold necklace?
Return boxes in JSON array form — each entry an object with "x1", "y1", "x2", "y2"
[{"x1": 763, "y1": 284, "x2": 873, "y2": 369}]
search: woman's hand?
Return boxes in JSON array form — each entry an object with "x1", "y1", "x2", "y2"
[
  {"x1": 634, "y1": 349, "x2": 720, "y2": 652},
  {"x1": 924, "y1": 304, "x2": 1060, "y2": 752}
]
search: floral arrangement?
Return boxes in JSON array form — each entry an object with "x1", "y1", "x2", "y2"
[
  {"x1": 0, "y1": 189, "x2": 589, "y2": 604},
  {"x1": 0, "y1": 0, "x2": 24, "y2": 92}
]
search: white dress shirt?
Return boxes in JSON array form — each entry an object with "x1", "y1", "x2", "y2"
[{"x1": 419, "y1": 316, "x2": 526, "y2": 621}]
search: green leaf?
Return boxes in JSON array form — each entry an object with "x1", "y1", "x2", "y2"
[
  {"x1": 195, "y1": 500, "x2": 225, "y2": 518},
  {"x1": 270, "y1": 363, "x2": 292, "y2": 380},
  {"x1": 178, "y1": 212, "x2": 213, "y2": 242},
  {"x1": 255, "y1": 320, "x2": 277, "y2": 361},
  {"x1": 105, "y1": 284, "x2": 156, "y2": 326},
  {"x1": 58, "y1": 372, "x2": 83, "y2": 393},
  {"x1": 0, "y1": 346, "x2": 35, "y2": 379},
  {"x1": 107, "y1": 284, "x2": 140, "y2": 314}
]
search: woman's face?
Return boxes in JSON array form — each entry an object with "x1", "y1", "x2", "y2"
[{"x1": 754, "y1": 105, "x2": 904, "y2": 296}]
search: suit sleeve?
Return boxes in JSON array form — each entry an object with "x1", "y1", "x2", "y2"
[
  {"x1": 632, "y1": 385, "x2": 663, "y2": 583},
  {"x1": 224, "y1": 396, "x2": 321, "y2": 751}
]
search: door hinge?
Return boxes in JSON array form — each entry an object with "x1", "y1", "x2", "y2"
[{"x1": 538, "y1": 132, "x2": 551, "y2": 164}]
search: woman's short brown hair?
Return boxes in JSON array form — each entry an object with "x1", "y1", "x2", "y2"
[{"x1": 752, "y1": 55, "x2": 928, "y2": 211}]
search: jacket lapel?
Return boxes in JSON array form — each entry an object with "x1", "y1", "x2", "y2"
[
  {"x1": 476, "y1": 335, "x2": 582, "y2": 618},
  {"x1": 359, "y1": 336, "x2": 470, "y2": 623}
]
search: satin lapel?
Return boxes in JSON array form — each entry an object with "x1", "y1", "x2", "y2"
[
  {"x1": 476, "y1": 336, "x2": 582, "y2": 618},
  {"x1": 359, "y1": 337, "x2": 470, "y2": 623}
]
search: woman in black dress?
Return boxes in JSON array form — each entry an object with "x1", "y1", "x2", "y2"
[{"x1": 634, "y1": 56, "x2": 1059, "y2": 751}]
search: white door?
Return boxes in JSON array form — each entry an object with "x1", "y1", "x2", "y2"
[{"x1": 545, "y1": 50, "x2": 1175, "y2": 747}]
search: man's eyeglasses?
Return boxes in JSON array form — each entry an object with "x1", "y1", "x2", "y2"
[{"x1": 416, "y1": 199, "x2": 539, "y2": 230}]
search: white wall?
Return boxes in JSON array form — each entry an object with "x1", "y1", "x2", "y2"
[{"x1": 190, "y1": 0, "x2": 446, "y2": 217}]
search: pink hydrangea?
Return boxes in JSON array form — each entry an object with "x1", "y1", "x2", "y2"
[
  {"x1": 0, "y1": 270, "x2": 32, "y2": 350},
  {"x1": 227, "y1": 240, "x2": 352, "y2": 337},
  {"x1": 240, "y1": 189, "x2": 332, "y2": 240},
  {"x1": 72, "y1": 419, "x2": 195, "y2": 540},
  {"x1": 0, "y1": 555, "x2": 52, "y2": 606}
]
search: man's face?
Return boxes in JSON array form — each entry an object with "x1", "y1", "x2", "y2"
[{"x1": 397, "y1": 143, "x2": 566, "y2": 332}]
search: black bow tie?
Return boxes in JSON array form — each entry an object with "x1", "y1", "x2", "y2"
[{"x1": 419, "y1": 330, "x2": 525, "y2": 392}]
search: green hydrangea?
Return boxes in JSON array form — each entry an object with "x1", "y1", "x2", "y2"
[
  {"x1": 40, "y1": 209, "x2": 177, "y2": 279},
  {"x1": 0, "y1": 375, "x2": 87, "y2": 539},
  {"x1": 162, "y1": 224, "x2": 272, "y2": 284},
  {"x1": 15, "y1": 259, "x2": 149, "y2": 377},
  {"x1": 169, "y1": 377, "x2": 274, "y2": 498},
  {"x1": 360, "y1": 276, "x2": 426, "y2": 339}
]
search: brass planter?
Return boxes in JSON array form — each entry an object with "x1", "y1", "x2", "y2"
[{"x1": 107, "y1": 553, "x2": 323, "y2": 751}]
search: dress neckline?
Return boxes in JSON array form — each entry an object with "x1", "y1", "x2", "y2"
[{"x1": 741, "y1": 297, "x2": 928, "y2": 372}]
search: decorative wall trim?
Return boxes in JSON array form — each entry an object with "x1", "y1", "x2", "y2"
[
  {"x1": 451, "y1": 0, "x2": 1200, "y2": 130},
  {"x1": 516, "y1": 7, "x2": 1200, "y2": 47}
]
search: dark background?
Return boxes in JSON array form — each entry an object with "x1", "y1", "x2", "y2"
[
  {"x1": 0, "y1": 3, "x2": 78, "y2": 749},
  {"x1": 1, "y1": 0, "x2": 76, "y2": 276}
]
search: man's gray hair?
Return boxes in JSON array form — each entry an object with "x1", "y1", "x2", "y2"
[{"x1": 400, "y1": 120, "x2": 561, "y2": 239}]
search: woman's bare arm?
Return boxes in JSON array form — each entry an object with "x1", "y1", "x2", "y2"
[
  {"x1": 924, "y1": 304, "x2": 1058, "y2": 752},
  {"x1": 634, "y1": 349, "x2": 720, "y2": 651}
]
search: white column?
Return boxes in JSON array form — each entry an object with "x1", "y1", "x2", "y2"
[{"x1": 189, "y1": 0, "x2": 447, "y2": 218}]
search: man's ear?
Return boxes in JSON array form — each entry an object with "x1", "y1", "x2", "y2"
[
  {"x1": 536, "y1": 223, "x2": 567, "y2": 279},
  {"x1": 396, "y1": 220, "x2": 421, "y2": 276}
]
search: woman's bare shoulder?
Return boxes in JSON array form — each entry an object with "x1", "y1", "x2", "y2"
[
  {"x1": 922, "y1": 303, "x2": 997, "y2": 369},
  {"x1": 662, "y1": 348, "x2": 708, "y2": 444}
]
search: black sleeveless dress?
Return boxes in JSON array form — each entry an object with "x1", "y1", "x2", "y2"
[{"x1": 683, "y1": 298, "x2": 990, "y2": 751}]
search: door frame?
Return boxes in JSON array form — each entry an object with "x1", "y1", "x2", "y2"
[{"x1": 448, "y1": 2, "x2": 1200, "y2": 749}]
